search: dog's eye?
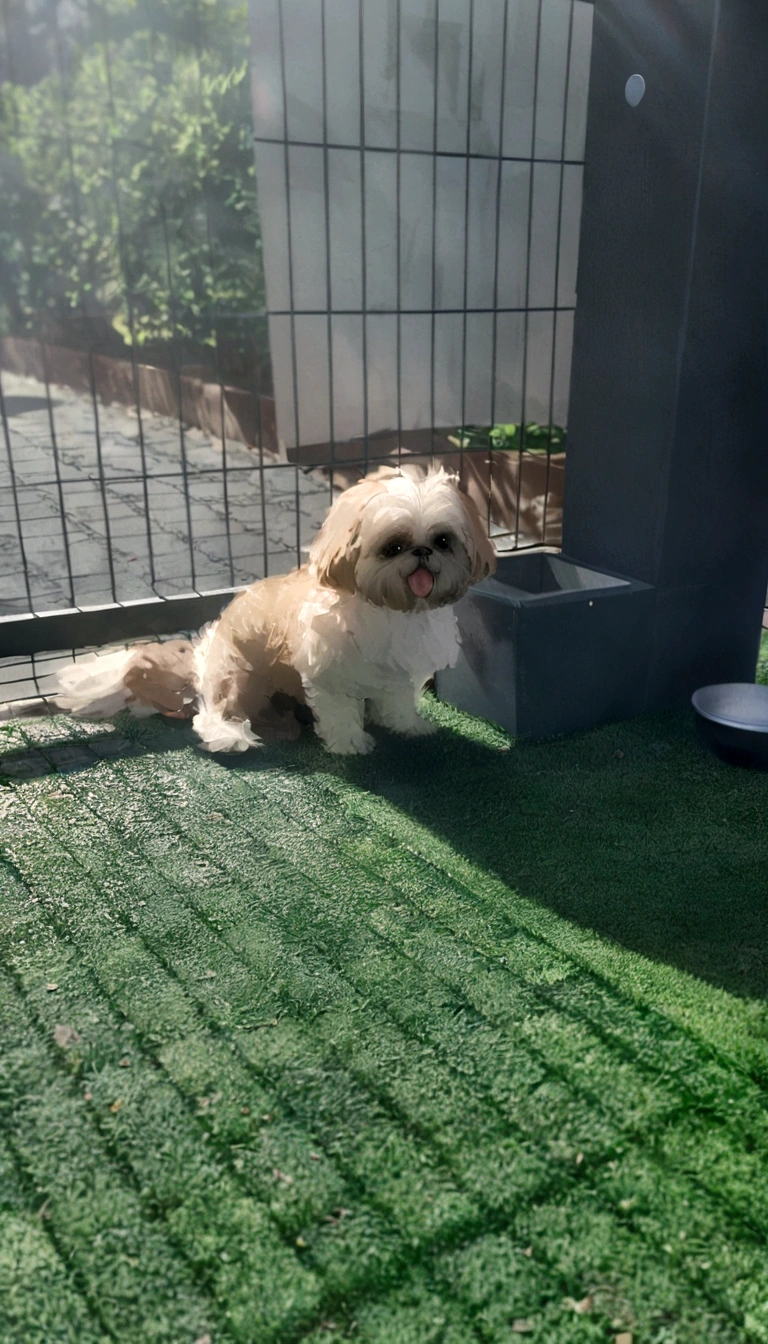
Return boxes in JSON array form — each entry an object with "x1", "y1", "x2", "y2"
[
  {"x1": 381, "y1": 539, "x2": 406, "y2": 558},
  {"x1": 433, "y1": 533, "x2": 453, "y2": 552}
]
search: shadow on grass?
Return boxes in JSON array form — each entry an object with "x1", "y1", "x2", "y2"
[
  {"x1": 172, "y1": 695, "x2": 768, "y2": 1002},
  {"x1": 330, "y1": 703, "x2": 768, "y2": 1002},
  {"x1": 4, "y1": 692, "x2": 768, "y2": 1001}
]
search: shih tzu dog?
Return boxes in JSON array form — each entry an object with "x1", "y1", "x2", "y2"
[{"x1": 55, "y1": 465, "x2": 496, "y2": 755}]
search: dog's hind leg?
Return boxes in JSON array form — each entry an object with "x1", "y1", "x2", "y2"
[{"x1": 192, "y1": 628, "x2": 263, "y2": 753}]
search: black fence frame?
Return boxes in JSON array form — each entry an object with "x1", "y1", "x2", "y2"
[{"x1": 1, "y1": 0, "x2": 584, "y2": 678}]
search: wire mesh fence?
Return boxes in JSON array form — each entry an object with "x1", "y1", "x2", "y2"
[{"x1": 0, "y1": 0, "x2": 592, "y2": 693}]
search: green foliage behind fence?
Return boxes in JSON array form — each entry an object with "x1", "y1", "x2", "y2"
[{"x1": 0, "y1": 1, "x2": 265, "y2": 364}]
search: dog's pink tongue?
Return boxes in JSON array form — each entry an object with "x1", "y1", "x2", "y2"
[{"x1": 407, "y1": 567, "x2": 434, "y2": 598}]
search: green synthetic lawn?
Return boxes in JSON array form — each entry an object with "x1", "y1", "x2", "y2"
[{"x1": 2, "y1": 657, "x2": 768, "y2": 1343}]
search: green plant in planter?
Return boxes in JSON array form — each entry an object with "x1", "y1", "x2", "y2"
[
  {"x1": 757, "y1": 629, "x2": 768, "y2": 686},
  {"x1": 450, "y1": 422, "x2": 567, "y2": 453}
]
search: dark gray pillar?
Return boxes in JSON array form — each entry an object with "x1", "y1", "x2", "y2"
[{"x1": 563, "y1": 0, "x2": 768, "y2": 708}]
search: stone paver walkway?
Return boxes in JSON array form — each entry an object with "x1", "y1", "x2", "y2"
[{"x1": 0, "y1": 371, "x2": 335, "y2": 618}]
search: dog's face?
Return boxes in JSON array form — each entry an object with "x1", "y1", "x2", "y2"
[{"x1": 309, "y1": 466, "x2": 496, "y2": 611}]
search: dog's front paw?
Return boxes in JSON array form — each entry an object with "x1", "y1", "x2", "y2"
[
  {"x1": 368, "y1": 694, "x2": 439, "y2": 738},
  {"x1": 323, "y1": 729, "x2": 376, "y2": 756},
  {"x1": 403, "y1": 713, "x2": 439, "y2": 737}
]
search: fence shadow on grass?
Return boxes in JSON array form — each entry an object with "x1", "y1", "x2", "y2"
[
  {"x1": 158, "y1": 699, "x2": 768, "y2": 1002},
  {"x1": 332, "y1": 707, "x2": 768, "y2": 1003},
  {"x1": 4, "y1": 698, "x2": 768, "y2": 1001}
]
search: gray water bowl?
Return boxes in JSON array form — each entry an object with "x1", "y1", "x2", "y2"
[
  {"x1": 437, "y1": 551, "x2": 654, "y2": 738},
  {"x1": 692, "y1": 682, "x2": 768, "y2": 769},
  {"x1": 477, "y1": 550, "x2": 632, "y2": 601}
]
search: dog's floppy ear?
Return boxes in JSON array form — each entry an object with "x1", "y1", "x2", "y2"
[
  {"x1": 308, "y1": 474, "x2": 389, "y2": 592},
  {"x1": 451, "y1": 475, "x2": 497, "y2": 583}
]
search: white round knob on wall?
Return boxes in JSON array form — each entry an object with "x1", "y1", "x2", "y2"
[{"x1": 625, "y1": 73, "x2": 646, "y2": 107}]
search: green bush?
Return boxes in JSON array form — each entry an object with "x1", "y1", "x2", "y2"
[{"x1": 0, "y1": 0, "x2": 264, "y2": 360}]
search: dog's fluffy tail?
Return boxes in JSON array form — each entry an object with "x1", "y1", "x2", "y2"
[{"x1": 55, "y1": 648, "x2": 151, "y2": 720}]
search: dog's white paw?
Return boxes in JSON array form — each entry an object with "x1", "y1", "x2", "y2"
[
  {"x1": 368, "y1": 696, "x2": 439, "y2": 738},
  {"x1": 402, "y1": 714, "x2": 439, "y2": 737},
  {"x1": 323, "y1": 729, "x2": 376, "y2": 756}
]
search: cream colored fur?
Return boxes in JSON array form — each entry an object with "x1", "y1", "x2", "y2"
[{"x1": 54, "y1": 466, "x2": 496, "y2": 755}]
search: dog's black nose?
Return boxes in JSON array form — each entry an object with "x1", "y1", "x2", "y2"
[{"x1": 412, "y1": 545, "x2": 433, "y2": 559}]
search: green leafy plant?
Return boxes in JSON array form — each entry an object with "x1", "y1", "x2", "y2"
[
  {"x1": 450, "y1": 423, "x2": 567, "y2": 453},
  {"x1": 0, "y1": 1, "x2": 265, "y2": 364},
  {"x1": 757, "y1": 629, "x2": 768, "y2": 686}
]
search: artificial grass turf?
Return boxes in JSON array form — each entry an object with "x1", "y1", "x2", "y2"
[{"x1": 1, "y1": 674, "x2": 768, "y2": 1342}]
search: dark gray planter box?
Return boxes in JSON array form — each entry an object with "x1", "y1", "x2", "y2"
[{"x1": 436, "y1": 552, "x2": 654, "y2": 738}]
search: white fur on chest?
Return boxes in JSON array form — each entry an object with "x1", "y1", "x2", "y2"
[{"x1": 295, "y1": 590, "x2": 460, "y2": 695}]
